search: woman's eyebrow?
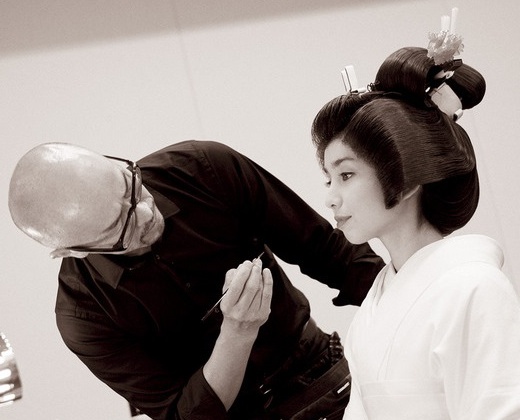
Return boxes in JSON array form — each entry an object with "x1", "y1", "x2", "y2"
[
  {"x1": 331, "y1": 155, "x2": 355, "y2": 168},
  {"x1": 324, "y1": 155, "x2": 355, "y2": 174}
]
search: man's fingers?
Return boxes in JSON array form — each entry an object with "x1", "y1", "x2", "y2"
[
  {"x1": 242, "y1": 260, "x2": 262, "y2": 308},
  {"x1": 220, "y1": 260, "x2": 272, "y2": 329},
  {"x1": 224, "y1": 261, "x2": 253, "y2": 305},
  {"x1": 223, "y1": 259, "x2": 265, "y2": 311},
  {"x1": 259, "y1": 268, "x2": 273, "y2": 315},
  {"x1": 223, "y1": 268, "x2": 236, "y2": 292}
]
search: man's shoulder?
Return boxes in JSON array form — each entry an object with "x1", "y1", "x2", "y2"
[
  {"x1": 158, "y1": 140, "x2": 235, "y2": 155},
  {"x1": 139, "y1": 140, "x2": 241, "y2": 166}
]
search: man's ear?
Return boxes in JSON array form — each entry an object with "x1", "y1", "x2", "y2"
[
  {"x1": 50, "y1": 248, "x2": 89, "y2": 259},
  {"x1": 402, "y1": 185, "x2": 421, "y2": 201}
]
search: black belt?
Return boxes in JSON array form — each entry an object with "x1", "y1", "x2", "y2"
[
  {"x1": 271, "y1": 357, "x2": 351, "y2": 419},
  {"x1": 258, "y1": 318, "x2": 347, "y2": 411}
]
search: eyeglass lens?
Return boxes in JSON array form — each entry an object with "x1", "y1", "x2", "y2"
[{"x1": 121, "y1": 165, "x2": 142, "y2": 248}]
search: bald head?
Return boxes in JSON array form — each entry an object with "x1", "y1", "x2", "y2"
[{"x1": 9, "y1": 143, "x2": 126, "y2": 249}]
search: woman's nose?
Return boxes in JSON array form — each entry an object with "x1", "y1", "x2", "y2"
[{"x1": 325, "y1": 187, "x2": 341, "y2": 209}]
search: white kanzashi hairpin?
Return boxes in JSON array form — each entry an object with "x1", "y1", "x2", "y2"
[
  {"x1": 341, "y1": 65, "x2": 367, "y2": 94},
  {"x1": 427, "y1": 7, "x2": 464, "y2": 66},
  {"x1": 430, "y1": 82, "x2": 464, "y2": 121}
]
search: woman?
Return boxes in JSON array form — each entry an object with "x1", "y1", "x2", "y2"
[{"x1": 312, "y1": 45, "x2": 520, "y2": 419}]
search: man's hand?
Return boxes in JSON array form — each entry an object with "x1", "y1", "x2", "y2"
[
  {"x1": 203, "y1": 258, "x2": 273, "y2": 410},
  {"x1": 220, "y1": 258, "x2": 273, "y2": 336}
]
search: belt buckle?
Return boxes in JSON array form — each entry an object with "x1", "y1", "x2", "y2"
[{"x1": 259, "y1": 383, "x2": 274, "y2": 409}]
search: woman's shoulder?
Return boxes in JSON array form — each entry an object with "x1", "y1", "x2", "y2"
[{"x1": 424, "y1": 234, "x2": 516, "y2": 302}]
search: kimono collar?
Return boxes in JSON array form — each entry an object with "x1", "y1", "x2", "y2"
[
  {"x1": 353, "y1": 234, "x2": 505, "y2": 380},
  {"x1": 399, "y1": 234, "x2": 504, "y2": 275}
]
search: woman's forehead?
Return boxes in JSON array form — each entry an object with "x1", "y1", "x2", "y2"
[{"x1": 324, "y1": 139, "x2": 358, "y2": 166}]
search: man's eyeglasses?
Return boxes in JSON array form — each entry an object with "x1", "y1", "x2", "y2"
[{"x1": 66, "y1": 155, "x2": 142, "y2": 253}]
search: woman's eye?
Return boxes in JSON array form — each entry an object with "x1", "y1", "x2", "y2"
[{"x1": 341, "y1": 172, "x2": 353, "y2": 181}]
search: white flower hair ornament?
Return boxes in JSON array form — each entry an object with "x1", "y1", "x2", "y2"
[
  {"x1": 427, "y1": 7, "x2": 464, "y2": 66},
  {"x1": 426, "y1": 7, "x2": 465, "y2": 121}
]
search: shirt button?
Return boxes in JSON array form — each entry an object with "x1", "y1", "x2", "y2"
[
  {"x1": 154, "y1": 254, "x2": 160, "y2": 261},
  {"x1": 185, "y1": 282, "x2": 191, "y2": 289}
]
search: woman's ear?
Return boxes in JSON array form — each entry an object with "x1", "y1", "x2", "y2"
[{"x1": 402, "y1": 185, "x2": 421, "y2": 201}]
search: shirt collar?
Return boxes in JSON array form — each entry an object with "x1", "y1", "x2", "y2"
[{"x1": 146, "y1": 183, "x2": 180, "y2": 220}]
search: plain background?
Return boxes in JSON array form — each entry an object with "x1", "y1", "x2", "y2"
[{"x1": 1, "y1": 1, "x2": 519, "y2": 418}]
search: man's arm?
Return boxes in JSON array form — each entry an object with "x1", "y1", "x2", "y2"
[
  {"x1": 203, "y1": 259, "x2": 272, "y2": 409},
  {"x1": 57, "y1": 259, "x2": 273, "y2": 419},
  {"x1": 56, "y1": 279, "x2": 225, "y2": 419},
  {"x1": 197, "y1": 141, "x2": 384, "y2": 305}
]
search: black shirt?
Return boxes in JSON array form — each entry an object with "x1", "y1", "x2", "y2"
[{"x1": 55, "y1": 140, "x2": 383, "y2": 419}]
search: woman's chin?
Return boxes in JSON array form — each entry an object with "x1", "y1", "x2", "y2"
[{"x1": 340, "y1": 229, "x2": 366, "y2": 245}]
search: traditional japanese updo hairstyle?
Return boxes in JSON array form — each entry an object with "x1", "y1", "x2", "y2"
[{"x1": 312, "y1": 47, "x2": 486, "y2": 235}]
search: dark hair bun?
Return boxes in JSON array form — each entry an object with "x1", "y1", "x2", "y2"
[
  {"x1": 446, "y1": 63, "x2": 486, "y2": 109},
  {"x1": 374, "y1": 47, "x2": 485, "y2": 110}
]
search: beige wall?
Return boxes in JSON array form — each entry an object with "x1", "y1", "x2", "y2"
[{"x1": 1, "y1": 1, "x2": 519, "y2": 418}]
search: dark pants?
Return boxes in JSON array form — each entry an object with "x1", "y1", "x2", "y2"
[{"x1": 230, "y1": 318, "x2": 351, "y2": 420}]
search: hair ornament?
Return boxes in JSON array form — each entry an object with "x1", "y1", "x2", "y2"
[
  {"x1": 426, "y1": 8, "x2": 465, "y2": 120},
  {"x1": 429, "y1": 83, "x2": 464, "y2": 121},
  {"x1": 341, "y1": 65, "x2": 368, "y2": 94},
  {"x1": 427, "y1": 7, "x2": 464, "y2": 66}
]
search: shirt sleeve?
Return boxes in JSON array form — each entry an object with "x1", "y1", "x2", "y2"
[
  {"x1": 56, "y1": 312, "x2": 228, "y2": 420},
  {"x1": 195, "y1": 141, "x2": 384, "y2": 306},
  {"x1": 433, "y1": 264, "x2": 520, "y2": 419}
]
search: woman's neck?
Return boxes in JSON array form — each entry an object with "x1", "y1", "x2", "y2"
[{"x1": 382, "y1": 223, "x2": 443, "y2": 272}]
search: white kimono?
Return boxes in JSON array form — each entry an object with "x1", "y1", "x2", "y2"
[{"x1": 344, "y1": 235, "x2": 520, "y2": 420}]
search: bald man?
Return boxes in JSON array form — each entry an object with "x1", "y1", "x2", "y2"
[
  {"x1": 9, "y1": 140, "x2": 383, "y2": 420},
  {"x1": 10, "y1": 144, "x2": 164, "y2": 257}
]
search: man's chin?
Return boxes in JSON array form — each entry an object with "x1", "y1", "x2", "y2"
[{"x1": 142, "y1": 217, "x2": 165, "y2": 246}]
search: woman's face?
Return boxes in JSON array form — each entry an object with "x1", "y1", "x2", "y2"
[{"x1": 323, "y1": 137, "x2": 402, "y2": 244}]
